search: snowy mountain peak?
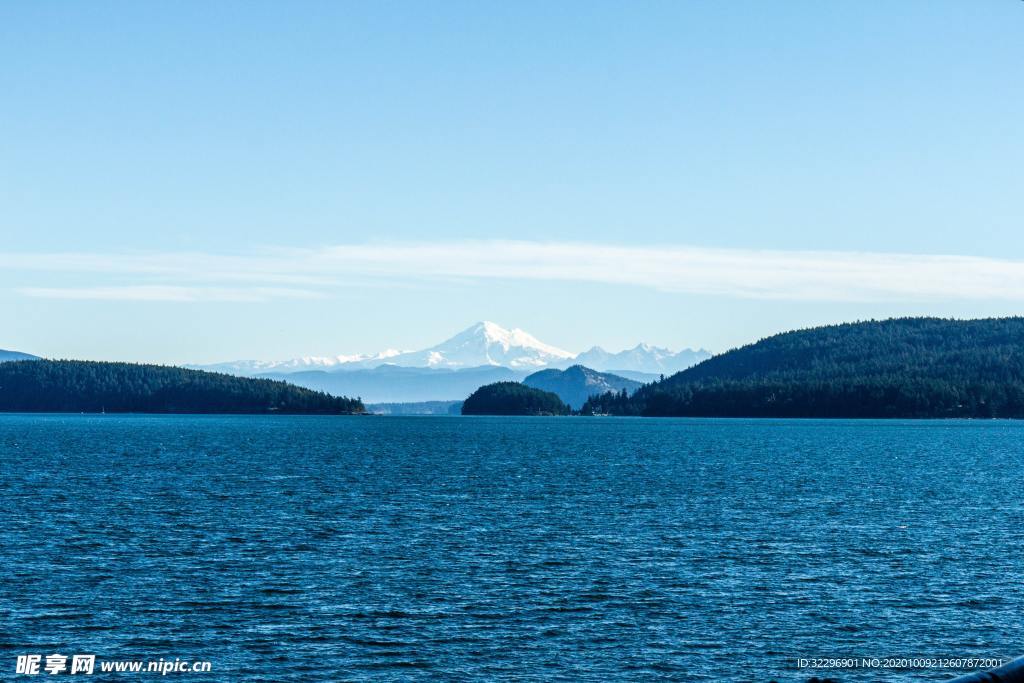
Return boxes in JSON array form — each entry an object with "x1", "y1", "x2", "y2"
[
  {"x1": 476, "y1": 321, "x2": 507, "y2": 340},
  {"x1": 401, "y1": 322, "x2": 573, "y2": 369},
  {"x1": 462, "y1": 321, "x2": 574, "y2": 358},
  {"x1": 451, "y1": 321, "x2": 506, "y2": 345}
]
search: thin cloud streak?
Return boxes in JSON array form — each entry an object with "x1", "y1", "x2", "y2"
[
  {"x1": 18, "y1": 286, "x2": 324, "y2": 302},
  {"x1": 6, "y1": 241, "x2": 1024, "y2": 302}
]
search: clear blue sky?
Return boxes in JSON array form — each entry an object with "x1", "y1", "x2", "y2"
[{"x1": 2, "y1": 1, "x2": 1023, "y2": 363}]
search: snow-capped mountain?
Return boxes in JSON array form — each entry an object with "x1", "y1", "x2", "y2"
[
  {"x1": 574, "y1": 343, "x2": 710, "y2": 375},
  {"x1": 192, "y1": 322, "x2": 707, "y2": 377},
  {"x1": 379, "y1": 321, "x2": 574, "y2": 369}
]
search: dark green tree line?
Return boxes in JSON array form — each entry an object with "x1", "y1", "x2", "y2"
[
  {"x1": 582, "y1": 317, "x2": 1024, "y2": 418},
  {"x1": 0, "y1": 360, "x2": 364, "y2": 414}
]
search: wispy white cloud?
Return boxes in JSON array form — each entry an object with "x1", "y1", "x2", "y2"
[
  {"x1": 6, "y1": 241, "x2": 1024, "y2": 302},
  {"x1": 18, "y1": 286, "x2": 324, "y2": 302}
]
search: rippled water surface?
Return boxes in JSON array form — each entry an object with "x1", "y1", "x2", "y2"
[{"x1": 2, "y1": 415, "x2": 1022, "y2": 681}]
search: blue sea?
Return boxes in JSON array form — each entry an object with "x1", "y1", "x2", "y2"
[{"x1": 2, "y1": 415, "x2": 1021, "y2": 681}]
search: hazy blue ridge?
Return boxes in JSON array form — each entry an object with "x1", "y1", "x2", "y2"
[
  {"x1": 0, "y1": 349, "x2": 39, "y2": 363},
  {"x1": 523, "y1": 365, "x2": 642, "y2": 410}
]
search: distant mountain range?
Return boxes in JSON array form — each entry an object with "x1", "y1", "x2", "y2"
[
  {"x1": 191, "y1": 322, "x2": 708, "y2": 402},
  {"x1": 195, "y1": 322, "x2": 577, "y2": 374},
  {"x1": 190, "y1": 350, "x2": 403, "y2": 376},
  {"x1": 575, "y1": 344, "x2": 709, "y2": 376},
  {"x1": 0, "y1": 325, "x2": 706, "y2": 406}
]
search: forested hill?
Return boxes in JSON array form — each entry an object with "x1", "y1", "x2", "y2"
[
  {"x1": 582, "y1": 318, "x2": 1024, "y2": 418},
  {"x1": 462, "y1": 382, "x2": 570, "y2": 416},
  {"x1": 0, "y1": 360, "x2": 364, "y2": 414}
]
